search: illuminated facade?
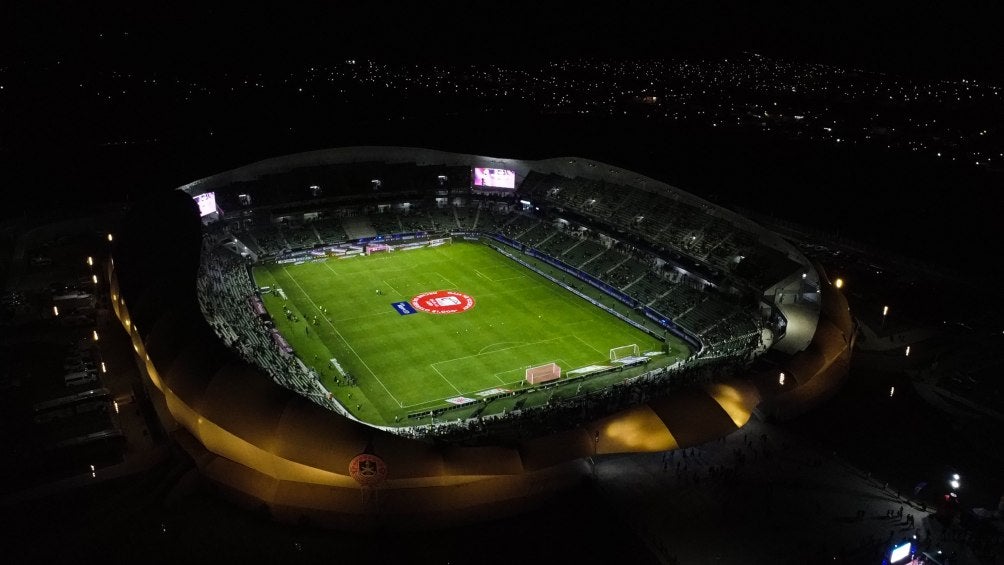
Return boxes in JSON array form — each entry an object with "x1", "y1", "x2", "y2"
[{"x1": 109, "y1": 148, "x2": 852, "y2": 529}]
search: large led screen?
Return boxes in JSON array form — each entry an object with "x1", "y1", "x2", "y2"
[
  {"x1": 193, "y1": 192, "x2": 217, "y2": 217},
  {"x1": 473, "y1": 168, "x2": 515, "y2": 190},
  {"x1": 889, "y1": 542, "x2": 911, "y2": 563}
]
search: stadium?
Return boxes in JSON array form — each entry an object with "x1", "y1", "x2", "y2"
[{"x1": 107, "y1": 147, "x2": 853, "y2": 529}]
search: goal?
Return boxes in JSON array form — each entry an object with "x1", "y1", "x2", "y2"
[
  {"x1": 609, "y1": 344, "x2": 641, "y2": 363},
  {"x1": 525, "y1": 362, "x2": 561, "y2": 385}
]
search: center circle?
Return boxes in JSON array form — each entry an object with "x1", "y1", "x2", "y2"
[{"x1": 410, "y1": 290, "x2": 475, "y2": 314}]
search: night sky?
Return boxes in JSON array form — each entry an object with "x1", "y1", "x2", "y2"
[
  {"x1": 4, "y1": 3, "x2": 1002, "y2": 270},
  {"x1": 5, "y1": 2, "x2": 1004, "y2": 76},
  {"x1": 4, "y1": 2, "x2": 1003, "y2": 271}
]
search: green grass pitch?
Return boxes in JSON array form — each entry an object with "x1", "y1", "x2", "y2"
[{"x1": 253, "y1": 241, "x2": 688, "y2": 426}]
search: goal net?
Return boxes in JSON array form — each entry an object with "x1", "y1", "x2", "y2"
[
  {"x1": 609, "y1": 344, "x2": 642, "y2": 363},
  {"x1": 525, "y1": 362, "x2": 561, "y2": 385}
]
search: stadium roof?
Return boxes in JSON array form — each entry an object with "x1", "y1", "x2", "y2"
[{"x1": 106, "y1": 149, "x2": 850, "y2": 527}]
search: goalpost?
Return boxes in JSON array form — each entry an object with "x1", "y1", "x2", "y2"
[
  {"x1": 609, "y1": 344, "x2": 641, "y2": 363},
  {"x1": 525, "y1": 362, "x2": 561, "y2": 385}
]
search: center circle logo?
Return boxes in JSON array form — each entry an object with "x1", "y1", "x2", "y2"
[{"x1": 410, "y1": 290, "x2": 475, "y2": 314}]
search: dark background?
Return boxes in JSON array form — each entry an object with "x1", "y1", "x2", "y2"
[
  {"x1": 5, "y1": 2, "x2": 1003, "y2": 77},
  {"x1": 2, "y1": 1, "x2": 1002, "y2": 268}
]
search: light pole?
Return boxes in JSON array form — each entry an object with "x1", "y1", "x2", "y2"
[{"x1": 949, "y1": 473, "x2": 960, "y2": 492}]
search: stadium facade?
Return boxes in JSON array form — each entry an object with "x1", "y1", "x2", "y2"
[{"x1": 108, "y1": 147, "x2": 853, "y2": 529}]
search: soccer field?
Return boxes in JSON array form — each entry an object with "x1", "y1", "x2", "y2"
[{"x1": 253, "y1": 241, "x2": 687, "y2": 426}]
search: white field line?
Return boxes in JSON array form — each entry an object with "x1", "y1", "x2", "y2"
[
  {"x1": 330, "y1": 310, "x2": 395, "y2": 324},
  {"x1": 472, "y1": 267, "x2": 525, "y2": 283},
  {"x1": 404, "y1": 357, "x2": 568, "y2": 410},
  {"x1": 478, "y1": 341, "x2": 526, "y2": 355},
  {"x1": 571, "y1": 334, "x2": 606, "y2": 358},
  {"x1": 281, "y1": 266, "x2": 404, "y2": 408},
  {"x1": 436, "y1": 273, "x2": 460, "y2": 289},
  {"x1": 431, "y1": 336, "x2": 566, "y2": 367},
  {"x1": 490, "y1": 274, "x2": 528, "y2": 283},
  {"x1": 430, "y1": 364, "x2": 464, "y2": 395},
  {"x1": 381, "y1": 278, "x2": 403, "y2": 295}
]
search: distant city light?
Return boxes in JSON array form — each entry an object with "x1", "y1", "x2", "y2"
[
  {"x1": 905, "y1": 345, "x2": 911, "y2": 356},
  {"x1": 93, "y1": 330, "x2": 99, "y2": 341},
  {"x1": 890, "y1": 386, "x2": 895, "y2": 397},
  {"x1": 107, "y1": 233, "x2": 114, "y2": 242}
]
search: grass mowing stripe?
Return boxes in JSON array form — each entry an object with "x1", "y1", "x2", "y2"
[
  {"x1": 254, "y1": 242, "x2": 687, "y2": 426},
  {"x1": 281, "y1": 265, "x2": 404, "y2": 408},
  {"x1": 429, "y1": 364, "x2": 463, "y2": 396},
  {"x1": 571, "y1": 333, "x2": 606, "y2": 357}
]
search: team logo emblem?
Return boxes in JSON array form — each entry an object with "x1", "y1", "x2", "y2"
[
  {"x1": 410, "y1": 290, "x2": 475, "y2": 314},
  {"x1": 349, "y1": 453, "x2": 388, "y2": 486}
]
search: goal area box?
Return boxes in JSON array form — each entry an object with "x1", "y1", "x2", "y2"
[
  {"x1": 525, "y1": 362, "x2": 561, "y2": 385},
  {"x1": 610, "y1": 344, "x2": 647, "y2": 365}
]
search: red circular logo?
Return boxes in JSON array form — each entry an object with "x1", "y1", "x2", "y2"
[
  {"x1": 410, "y1": 290, "x2": 475, "y2": 314},
  {"x1": 349, "y1": 453, "x2": 388, "y2": 486}
]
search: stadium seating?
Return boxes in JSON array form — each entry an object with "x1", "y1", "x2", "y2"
[
  {"x1": 519, "y1": 171, "x2": 800, "y2": 287},
  {"x1": 196, "y1": 234, "x2": 341, "y2": 413},
  {"x1": 214, "y1": 176, "x2": 768, "y2": 368}
]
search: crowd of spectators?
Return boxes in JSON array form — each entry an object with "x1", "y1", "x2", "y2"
[
  {"x1": 219, "y1": 197, "x2": 767, "y2": 361},
  {"x1": 400, "y1": 356, "x2": 748, "y2": 444},
  {"x1": 196, "y1": 231, "x2": 342, "y2": 414},
  {"x1": 520, "y1": 171, "x2": 800, "y2": 286},
  {"x1": 194, "y1": 195, "x2": 772, "y2": 437}
]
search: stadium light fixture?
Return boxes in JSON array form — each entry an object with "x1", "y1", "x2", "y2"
[
  {"x1": 101, "y1": 361, "x2": 107, "y2": 373},
  {"x1": 92, "y1": 274, "x2": 98, "y2": 284},
  {"x1": 949, "y1": 478, "x2": 960, "y2": 490},
  {"x1": 905, "y1": 346, "x2": 911, "y2": 357},
  {"x1": 93, "y1": 330, "x2": 99, "y2": 341},
  {"x1": 834, "y1": 278, "x2": 844, "y2": 289},
  {"x1": 90, "y1": 464, "x2": 96, "y2": 478},
  {"x1": 778, "y1": 372, "x2": 785, "y2": 386},
  {"x1": 107, "y1": 233, "x2": 113, "y2": 242},
  {"x1": 890, "y1": 386, "x2": 895, "y2": 397},
  {"x1": 883, "y1": 305, "x2": 889, "y2": 317},
  {"x1": 53, "y1": 306, "x2": 59, "y2": 317},
  {"x1": 113, "y1": 400, "x2": 119, "y2": 414},
  {"x1": 86, "y1": 256, "x2": 93, "y2": 266}
]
